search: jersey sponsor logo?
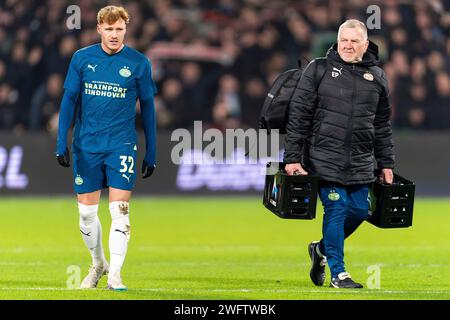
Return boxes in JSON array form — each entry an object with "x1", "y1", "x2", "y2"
[
  {"x1": 332, "y1": 67, "x2": 343, "y2": 78},
  {"x1": 75, "y1": 175, "x2": 84, "y2": 185},
  {"x1": 84, "y1": 81, "x2": 128, "y2": 99},
  {"x1": 87, "y1": 64, "x2": 97, "y2": 72},
  {"x1": 119, "y1": 66, "x2": 131, "y2": 77}
]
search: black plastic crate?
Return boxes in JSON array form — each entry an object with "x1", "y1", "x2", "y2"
[
  {"x1": 367, "y1": 172, "x2": 415, "y2": 228},
  {"x1": 263, "y1": 162, "x2": 319, "y2": 219}
]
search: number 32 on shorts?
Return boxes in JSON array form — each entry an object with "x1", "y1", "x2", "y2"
[{"x1": 119, "y1": 156, "x2": 135, "y2": 174}]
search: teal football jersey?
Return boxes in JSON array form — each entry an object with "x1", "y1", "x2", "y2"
[{"x1": 63, "y1": 44, "x2": 157, "y2": 153}]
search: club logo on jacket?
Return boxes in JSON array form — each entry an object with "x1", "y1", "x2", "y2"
[
  {"x1": 328, "y1": 190, "x2": 340, "y2": 201},
  {"x1": 119, "y1": 66, "x2": 131, "y2": 77},
  {"x1": 332, "y1": 67, "x2": 343, "y2": 78},
  {"x1": 363, "y1": 72, "x2": 374, "y2": 81}
]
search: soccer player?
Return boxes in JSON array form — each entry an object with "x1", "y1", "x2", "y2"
[{"x1": 56, "y1": 5, "x2": 157, "y2": 291}]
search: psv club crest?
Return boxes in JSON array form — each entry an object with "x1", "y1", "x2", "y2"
[
  {"x1": 119, "y1": 66, "x2": 131, "y2": 77},
  {"x1": 363, "y1": 72, "x2": 374, "y2": 81}
]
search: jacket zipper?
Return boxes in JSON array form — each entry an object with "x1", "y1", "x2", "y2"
[{"x1": 344, "y1": 64, "x2": 356, "y2": 175}]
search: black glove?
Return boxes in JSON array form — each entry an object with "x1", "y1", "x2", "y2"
[
  {"x1": 56, "y1": 148, "x2": 70, "y2": 167},
  {"x1": 142, "y1": 160, "x2": 156, "y2": 179}
]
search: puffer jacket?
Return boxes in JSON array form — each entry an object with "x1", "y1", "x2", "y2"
[{"x1": 284, "y1": 41, "x2": 395, "y2": 185}]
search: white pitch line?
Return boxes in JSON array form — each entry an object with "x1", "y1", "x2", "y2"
[
  {"x1": 129, "y1": 288, "x2": 450, "y2": 295},
  {"x1": 0, "y1": 287, "x2": 448, "y2": 295},
  {"x1": 135, "y1": 245, "x2": 450, "y2": 252},
  {"x1": 0, "y1": 261, "x2": 447, "y2": 268}
]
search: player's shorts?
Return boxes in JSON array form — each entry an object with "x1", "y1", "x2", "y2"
[{"x1": 72, "y1": 144, "x2": 137, "y2": 194}]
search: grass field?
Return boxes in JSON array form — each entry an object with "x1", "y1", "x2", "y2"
[{"x1": 0, "y1": 197, "x2": 449, "y2": 300}]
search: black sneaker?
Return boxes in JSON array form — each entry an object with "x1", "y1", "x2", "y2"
[
  {"x1": 330, "y1": 272, "x2": 363, "y2": 288},
  {"x1": 308, "y1": 241, "x2": 327, "y2": 286}
]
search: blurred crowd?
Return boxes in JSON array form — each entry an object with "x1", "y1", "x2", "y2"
[{"x1": 0, "y1": 0, "x2": 448, "y2": 133}]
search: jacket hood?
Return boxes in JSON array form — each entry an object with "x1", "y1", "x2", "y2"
[{"x1": 327, "y1": 40, "x2": 380, "y2": 67}]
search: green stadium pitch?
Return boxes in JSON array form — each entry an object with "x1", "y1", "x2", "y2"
[{"x1": 0, "y1": 197, "x2": 449, "y2": 300}]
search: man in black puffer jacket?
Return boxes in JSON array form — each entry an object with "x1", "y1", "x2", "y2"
[{"x1": 284, "y1": 19, "x2": 395, "y2": 289}]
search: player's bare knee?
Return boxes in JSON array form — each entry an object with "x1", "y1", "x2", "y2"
[{"x1": 77, "y1": 190, "x2": 101, "y2": 204}]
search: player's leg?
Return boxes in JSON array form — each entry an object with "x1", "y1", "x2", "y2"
[
  {"x1": 107, "y1": 187, "x2": 132, "y2": 290},
  {"x1": 73, "y1": 150, "x2": 108, "y2": 288},
  {"x1": 78, "y1": 191, "x2": 108, "y2": 270},
  {"x1": 104, "y1": 144, "x2": 137, "y2": 291}
]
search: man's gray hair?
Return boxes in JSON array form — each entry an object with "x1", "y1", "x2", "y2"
[{"x1": 338, "y1": 19, "x2": 368, "y2": 41}]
